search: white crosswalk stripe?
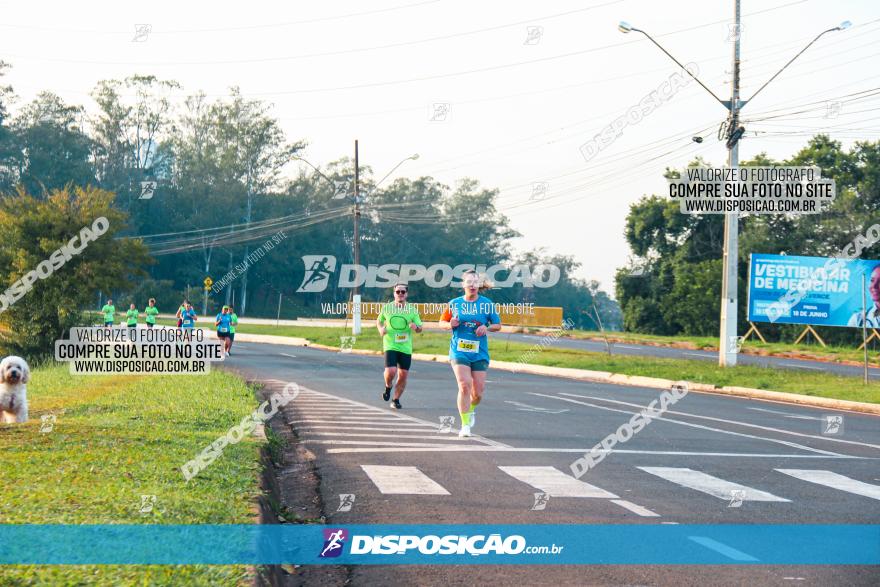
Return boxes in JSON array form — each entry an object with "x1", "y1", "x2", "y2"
[
  {"x1": 498, "y1": 466, "x2": 618, "y2": 498},
  {"x1": 361, "y1": 465, "x2": 450, "y2": 495},
  {"x1": 638, "y1": 467, "x2": 790, "y2": 502},
  {"x1": 776, "y1": 469, "x2": 880, "y2": 500}
]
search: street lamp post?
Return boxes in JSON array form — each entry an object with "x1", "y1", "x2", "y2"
[
  {"x1": 295, "y1": 148, "x2": 420, "y2": 335},
  {"x1": 619, "y1": 3, "x2": 849, "y2": 366}
]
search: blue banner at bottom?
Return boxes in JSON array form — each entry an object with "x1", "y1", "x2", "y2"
[{"x1": 0, "y1": 525, "x2": 877, "y2": 565}]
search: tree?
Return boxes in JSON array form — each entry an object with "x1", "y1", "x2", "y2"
[
  {"x1": 0, "y1": 186, "x2": 151, "y2": 358},
  {"x1": 206, "y1": 88, "x2": 304, "y2": 314},
  {"x1": 0, "y1": 61, "x2": 17, "y2": 193},
  {"x1": 91, "y1": 74, "x2": 181, "y2": 218},
  {"x1": 10, "y1": 92, "x2": 95, "y2": 195}
]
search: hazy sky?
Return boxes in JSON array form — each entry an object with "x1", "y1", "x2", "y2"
[{"x1": 2, "y1": 0, "x2": 878, "y2": 294}]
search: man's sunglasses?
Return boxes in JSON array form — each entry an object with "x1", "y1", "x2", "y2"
[{"x1": 394, "y1": 290, "x2": 408, "y2": 294}]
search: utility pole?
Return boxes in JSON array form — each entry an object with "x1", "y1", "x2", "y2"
[
  {"x1": 719, "y1": 0, "x2": 741, "y2": 367},
  {"x1": 619, "y1": 6, "x2": 849, "y2": 368},
  {"x1": 352, "y1": 140, "x2": 362, "y2": 335}
]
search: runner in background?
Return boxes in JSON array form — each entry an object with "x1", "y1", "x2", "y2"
[
  {"x1": 125, "y1": 303, "x2": 139, "y2": 330},
  {"x1": 144, "y1": 298, "x2": 159, "y2": 329},
  {"x1": 180, "y1": 301, "x2": 197, "y2": 329},
  {"x1": 439, "y1": 270, "x2": 501, "y2": 437},
  {"x1": 227, "y1": 306, "x2": 239, "y2": 355},
  {"x1": 175, "y1": 300, "x2": 187, "y2": 328},
  {"x1": 101, "y1": 299, "x2": 115, "y2": 327},
  {"x1": 215, "y1": 305, "x2": 232, "y2": 356},
  {"x1": 376, "y1": 284, "x2": 423, "y2": 409}
]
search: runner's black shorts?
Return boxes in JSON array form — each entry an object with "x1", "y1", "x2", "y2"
[
  {"x1": 385, "y1": 350, "x2": 412, "y2": 370},
  {"x1": 217, "y1": 330, "x2": 229, "y2": 338}
]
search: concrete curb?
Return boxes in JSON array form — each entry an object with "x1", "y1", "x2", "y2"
[{"x1": 219, "y1": 329, "x2": 880, "y2": 416}]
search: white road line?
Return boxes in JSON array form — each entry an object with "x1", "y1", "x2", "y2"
[
  {"x1": 292, "y1": 419, "x2": 432, "y2": 427},
  {"x1": 638, "y1": 467, "x2": 790, "y2": 502},
  {"x1": 361, "y1": 465, "x2": 450, "y2": 495},
  {"x1": 302, "y1": 425, "x2": 437, "y2": 433},
  {"x1": 555, "y1": 391, "x2": 880, "y2": 452},
  {"x1": 776, "y1": 469, "x2": 880, "y2": 500},
  {"x1": 615, "y1": 345, "x2": 644, "y2": 350},
  {"x1": 300, "y1": 431, "x2": 471, "y2": 440},
  {"x1": 746, "y1": 407, "x2": 820, "y2": 420},
  {"x1": 684, "y1": 352, "x2": 711, "y2": 358},
  {"x1": 304, "y1": 440, "x2": 472, "y2": 447},
  {"x1": 504, "y1": 400, "x2": 569, "y2": 414},
  {"x1": 293, "y1": 410, "x2": 384, "y2": 415},
  {"x1": 688, "y1": 536, "x2": 759, "y2": 562},
  {"x1": 498, "y1": 466, "x2": 618, "y2": 498},
  {"x1": 294, "y1": 385, "x2": 510, "y2": 448},
  {"x1": 278, "y1": 353, "x2": 297, "y2": 359},
  {"x1": 610, "y1": 499, "x2": 660, "y2": 517},
  {"x1": 784, "y1": 363, "x2": 822, "y2": 371},
  {"x1": 293, "y1": 415, "x2": 402, "y2": 421},
  {"x1": 324, "y1": 447, "x2": 860, "y2": 456}
]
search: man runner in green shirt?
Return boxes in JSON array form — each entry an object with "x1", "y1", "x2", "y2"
[
  {"x1": 144, "y1": 298, "x2": 159, "y2": 329},
  {"x1": 101, "y1": 299, "x2": 115, "y2": 327},
  {"x1": 376, "y1": 284, "x2": 423, "y2": 409},
  {"x1": 125, "y1": 304, "x2": 139, "y2": 329}
]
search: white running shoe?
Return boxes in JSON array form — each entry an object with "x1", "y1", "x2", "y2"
[{"x1": 458, "y1": 424, "x2": 472, "y2": 437}]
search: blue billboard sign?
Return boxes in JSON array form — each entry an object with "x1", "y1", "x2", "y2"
[{"x1": 748, "y1": 254, "x2": 880, "y2": 327}]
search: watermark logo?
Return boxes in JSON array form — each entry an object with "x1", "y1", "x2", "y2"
[
  {"x1": 320, "y1": 528, "x2": 348, "y2": 558},
  {"x1": 139, "y1": 181, "x2": 157, "y2": 200},
  {"x1": 727, "y1": 335, "x2": 745, "y2": 354},
  {"x1": 0, "y1": 217, "x2": 110, "y2": 315},
  {"x1": 297, "y1": 255, "x2": 338, "y2": 292},
  {"x1": 726, "y1": 23, "x2": 743, "y2": 41},
  {"x1": 296, "y1": 258, "x2": 560, "y2": 291},
  {"x1": 39, "y1": 414, "x2": 56, "y2": 433},
  {"x1": 132, "y1": 24, "x2": 152, "y2": 42},
  {"x1": 580, "y1": 63, "x2": 699, "y2": 162},
  {"x1": 530, "y1": 181, "x2": 549, "y2": 201},
  {"x1": 728, "y1": 489, "x2": 745, "y2": 508},
  {"x1": 570, "y1": 382, "x2": 689, "y2": 478},
  {"x1": 428, "y1": 102, "x2": 450, "y2": 122},
  {"x1": 531, "y1": 492, "x2": 550, "y2": 511},
  {"x1": 340, "y1": 336, "x2": 356, "y2": 353},
  {"x1": 438, "y1": 415, "x2": 455, "y2": 433},
  {"x1": 824, "y1": 101, "x2": 842, "y2": 119},
  {"x1": 524, "y1": 26, "x2": 543, "y2": 45},
  {"x1": 212, "y1": 230, "x2": 288, "y2": 294},
  {"x1": 332, "y1": 180, "x2": 351, "y2": 200},
  {"x1": 336, "y1": 494, "x2": 355, "y2": 512},
  {"x1": 139, "y1": 494, "x2": 157, "y2": 513},
  {"x1": 821, "y1": 414, "x2": 844, "y2": 436},
  {"x1": 182, "y1": 384, "x2": 299, "y2": 481}
]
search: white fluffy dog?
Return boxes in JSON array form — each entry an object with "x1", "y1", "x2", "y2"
[{"x1": 0, "y1": 355, "x2": 30, "y2": 423}]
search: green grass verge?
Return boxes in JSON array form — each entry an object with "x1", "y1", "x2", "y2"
[
  {"x1": 149, "y1": 320, "x2": 880, "y2": 404},
  {"x1": 566, "y1": 329, "x2": 880, "y2": 366},
  {"x1": 0, "y1": 363, "x2": 264, "y2": 586}
]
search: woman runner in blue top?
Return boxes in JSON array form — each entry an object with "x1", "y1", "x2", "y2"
[
  {"x1": 439, "y1": 269, "x2": 501, "y2": 437},
  {"x1": 215, "y1": 305, "x2": 233, "y2": 356}
]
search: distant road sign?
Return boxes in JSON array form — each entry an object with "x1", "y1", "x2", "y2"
[{"x1": 204, "y1": 277, "x2": 213, "y2": 290}]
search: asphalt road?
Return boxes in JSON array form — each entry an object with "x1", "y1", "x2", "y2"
[
  {"x1": 228, "y1": 340, "x2": 880, "y2": 586},
  {"x1": 500, "y1": 332, "x2": 880, "y2": 379}
]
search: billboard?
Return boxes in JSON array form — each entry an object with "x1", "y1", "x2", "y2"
[{"x1": 748, "y1": 254, "x2": 880, "y2": 327}]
